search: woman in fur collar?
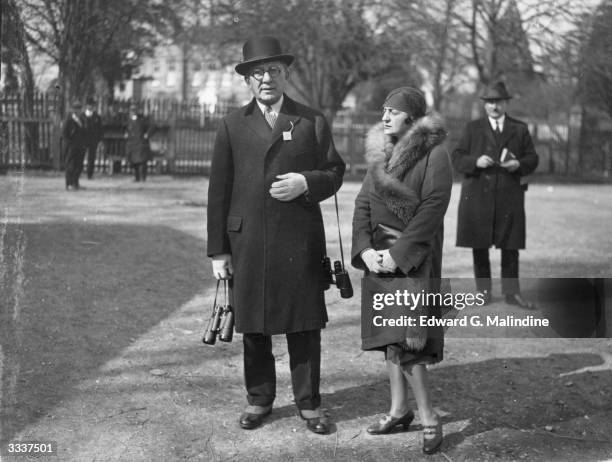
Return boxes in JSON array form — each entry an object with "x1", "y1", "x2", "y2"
[{"x1": 351, "y1": 87, "x2": 452, "y2": 454}]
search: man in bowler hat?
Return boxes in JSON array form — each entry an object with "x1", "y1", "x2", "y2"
[
  {"x1": 452, "y1": 81, "x2": 539, "y2": 308},
  {"x1": 207, "y1": 36, "x2": 345, "y2": 433}
]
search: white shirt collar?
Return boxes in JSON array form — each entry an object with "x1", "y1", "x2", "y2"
[
  {"x1": 489, "y1": 114, "x2": 505, "y2": 131},
  {"x1": 256, "y1": 95, "x2": 284, "y2": 115}
]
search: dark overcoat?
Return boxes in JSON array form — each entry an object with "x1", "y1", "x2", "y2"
[
  {"x1": 207, "y1": 96, "x2": 345, "y2": 335},
  {"x1": 126, "y1": 114, "x2": 152, "y2": 164},
  {"x1": 351, "y1": 115, "x2": 452, "y2": 352},
  {"x1": 62, "y1": 115, "x2": 87, "y2": 160},
  {"x1": 452, "y1": 116, "x2": 539, "y2": 249},
  {"x1": 83, "y1": 112, "x2": 103, "y2": 145}
]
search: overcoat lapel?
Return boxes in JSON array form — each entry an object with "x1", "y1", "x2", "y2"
[
  {"x1": 499, "y1": 118, "x2": 516, "y2": 151},
  {"x1": 265, "y1": 97, "x2": 302, "y2": 159},
  {"x1": 272, "y1": 98, "x2": 301, "y2": 139},
  {"x1": 271, "y1": 111, "x2": 301, "y2": 142},
  {"x1": 242, "y1": 97, "x2": 303, "y2": 152},
  {"x1": 243, "y1": 99, "x2": 273, "y2": 142},
  {"x1": 481, "y1": 118, "x2": 498, "y2": 152}
]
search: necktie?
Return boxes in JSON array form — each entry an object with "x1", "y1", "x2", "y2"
[
  {"x1": 264, "y1": 105, "x2": 277, "y2": 128},
  {"x1": 494, "y1": 121, "x2": 501, "y2": 136}
]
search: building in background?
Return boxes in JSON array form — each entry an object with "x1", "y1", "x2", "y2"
[{"x1": 114, "y1": 44, "x2": 251, "y2": 111}]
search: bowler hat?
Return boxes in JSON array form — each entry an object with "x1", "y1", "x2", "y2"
[
  {"x1": 480, "y1": 81, "x2": 513, "y2": 100},
  {"x1": 235, "y1": 36, "x2": 294, "y2": 76}
]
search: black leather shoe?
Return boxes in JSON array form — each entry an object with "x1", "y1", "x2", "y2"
[
  {"x1": 367, "y1": 410, "x2": 415, "y2": 434},
  {"x1": 238, "y1": 408, "x2": 271, "y2": 430},
  {"x1": 299, "y1": 410, "x2": 331, "y2": 435},
  {"x1": 505, "y1": 294, "x2": 536, "y2": 310},
  {"x1": 422, "y1": 419, "x2": 443, "y2": 454}
]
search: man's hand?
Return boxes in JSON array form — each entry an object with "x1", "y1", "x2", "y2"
[
  {"x1": 270, "y1": 173, "x2": 308, "y2": 201},
  {"x1": 476, "y1": 155, "x2": 495, "y2": 168},
  {"x1": 212, "y1": 254, "x2": 233, "y2": 279},
  {"x1": 379, "y1": 249, "x2": 398, "y2": 273},
  {"x1": 500, "y1": 159, "x2": 520, "y2": 172},
  {"x1": 361, "y1": 248, "x2": 386, "y2": 273}
]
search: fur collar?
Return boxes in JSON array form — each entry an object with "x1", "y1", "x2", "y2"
[{"x1": 364, "y1": 113, "x2": 447, "y2": 224}]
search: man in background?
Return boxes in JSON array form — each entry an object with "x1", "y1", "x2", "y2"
[
  {"x1": 62, "y1": 100, "x2": 87, "y2": 190},
  {"x1": 83, "y1": 97, "x2": 103, "y2": 180},
  {"x1": 125, "y1": 102, "x2": 152, "y2": 182},
  {"x1": 452, "y1": 81, "x2": 539, "y2": 308}
]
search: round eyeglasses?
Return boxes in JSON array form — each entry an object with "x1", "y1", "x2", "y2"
[{"x1": 249, "y1": 66, "x2": 283, "y2": 81}]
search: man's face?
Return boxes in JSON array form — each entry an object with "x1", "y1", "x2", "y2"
[
  {"x1": 245, "y1": 60, "x2": 288, "y2": 105},
  {"x1": 484, "y1": 99, "x2": 507, "y2": 119}
]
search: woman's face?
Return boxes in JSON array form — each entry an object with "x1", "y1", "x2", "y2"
[{"x1": 382, "y1": 107, "x2": 410, "y2": 137}]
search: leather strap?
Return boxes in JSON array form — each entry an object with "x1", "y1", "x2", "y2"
[{"x1": 333, "y1": 192, "x2": 347, "y2": 271}]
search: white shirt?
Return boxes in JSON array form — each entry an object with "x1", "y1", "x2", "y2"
[
  {"x1": 256, "y1": 95, "x2": 284, "y2": 118},
  {"x1": 489, "y1": 114, "x2": 505, "y2": 132}
]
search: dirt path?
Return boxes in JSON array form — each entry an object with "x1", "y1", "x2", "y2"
[{"x1": 1, "y1": 174, "x2": 611, "y2": 461}]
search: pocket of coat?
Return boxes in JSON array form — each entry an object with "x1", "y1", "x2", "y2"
[{"x1": 227, "y1": 215, "x2": 243, "y2": 232}]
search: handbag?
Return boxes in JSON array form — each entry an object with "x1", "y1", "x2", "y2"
[{"x1": 372, "y1": 223, "x2": 403, "y2": 250}]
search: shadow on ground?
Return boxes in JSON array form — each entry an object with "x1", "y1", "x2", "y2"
[
  {"x1": 0, "y1": 222, "x2": 209, "y2": 444},
  {"x1": 246, "y1": 352, "x2": 612, "y2": 460}
]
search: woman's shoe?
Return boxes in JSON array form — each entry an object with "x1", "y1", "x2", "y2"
[
  {"x1": 422, "y1": 419, "x2": 443, "y2": 454},
  {"x1": 367, "y1": 410, "x2": 415, "y2": 435}
]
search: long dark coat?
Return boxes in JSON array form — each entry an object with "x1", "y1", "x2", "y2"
[
  {"x1": 83, "y1": 112, "x2": 103, "y2": 145},
  {"x1": 207, "y1": 96, "x2": 345, "y2": 335},
  {"x1": 351, "y1": 115, "x2": 452, "y2": 352},
  {"x1": 452, "y1": 116, "x2": 539, "y2": 249},
  {"x1": 126, "y1": 114, "x2": 152, "y2": 164},
  {"x1": 62, "y1": 115, "x2": 87, "y2": 161}
]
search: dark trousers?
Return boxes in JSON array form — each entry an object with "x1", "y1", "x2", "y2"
[
  {"x1": 133, "y1": 162, "x2": 147, "y2": 181},
  {"x1": 65, "y1": 147, "x2": 85, "y2": 188},
  {"x1": 473, "y1": 248, "x2": 520, "y2": 295},
  {"x1": 85, "y1": 142, "x2": 99, "y2": 179},
  {"x1": 243, "y1": 330, "x2": 321, "y2": 410}
]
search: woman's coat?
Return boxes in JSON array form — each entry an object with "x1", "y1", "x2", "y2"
[{"x1": 351, "y1": 114, "x2": 452, "y2": 351}]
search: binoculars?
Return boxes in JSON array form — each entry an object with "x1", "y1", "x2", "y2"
[
  {"x1": 322, "y1": 256, "x2": 353, "y2": 299},
  {"x1": 202, "y1": 280, "x2": 234, "y2": 345}
]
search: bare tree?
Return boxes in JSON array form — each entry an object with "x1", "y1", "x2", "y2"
[
  {"x1": 579, "y1": 0, "x2": 612, "y2": 118},
  {"x1": 212, "y1": 0, "x2": 403, "y2": 120},
  {"x1": 1, "y1": 0, "x2": 39, "y2": 160},
  {"x1": 1, "y1": 0, "x2": 32, "y2": 93},
  {"x1": 452, "y1": 0, "x2": 582, "y2": 88},
  {"x1": 19, "y1": 0, "x2": 178, "y2": 110},
  {"x1": 381, "y1": 0, "x2": 471, "y2": 110}
]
